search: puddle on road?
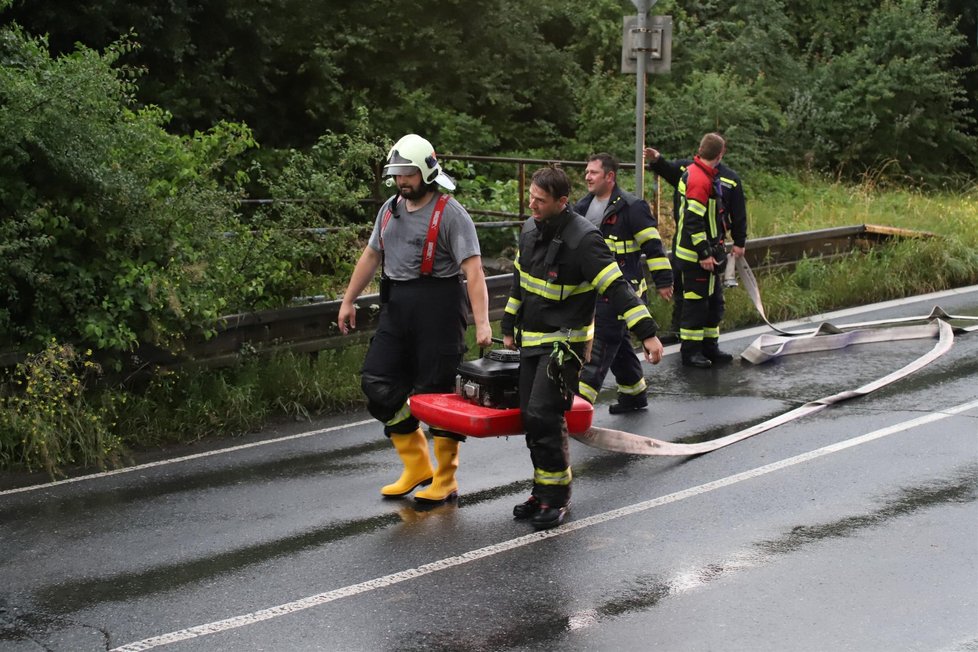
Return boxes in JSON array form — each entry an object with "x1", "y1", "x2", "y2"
[
  {"x1": 757, "y1": 464, "x2": 978, "y2": 555},
  {"x1": 454, "y1": 479, "x2": 529, "y2": 509},
  {"x1": 31, "y1": 482, "x2": 534, "y2": 616},
  {"x1": 391, "y1": 600, "x2": 571, "y2": 652}
]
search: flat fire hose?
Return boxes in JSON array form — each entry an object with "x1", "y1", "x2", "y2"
[{"x1": 572, "y1": 256, "x2": 978, "y2": 456}]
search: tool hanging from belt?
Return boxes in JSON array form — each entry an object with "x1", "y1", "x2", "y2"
[{"x1": 547, "y1": 339, "x2": 582, "y2": 402}]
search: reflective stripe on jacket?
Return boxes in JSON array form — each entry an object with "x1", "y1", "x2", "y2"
[
  {"x1": 573, "y1": 185, "x2": 672, "y2": 294},
  {"x1": 500, "y1": 208, "x2": 658, "y2": 355}
]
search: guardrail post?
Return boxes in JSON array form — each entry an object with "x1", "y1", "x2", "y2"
[{"x1": 518, "y1": 161, "x2": 526, "y2": 218}]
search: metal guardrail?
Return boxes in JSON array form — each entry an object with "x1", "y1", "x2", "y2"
[
  {"x1": 172, "y1": 224, "x2": 928, "y2": 367},
  {"x1": 738, "y1": 224, "x2": 931, "y2": 269},
  {"x1": 437, "y1": 154, "x2": 642, "y2": 220}
]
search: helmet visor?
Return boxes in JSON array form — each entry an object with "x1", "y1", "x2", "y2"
[
  {"x1": 383, "y1": 150, "x2": 419, "y2": 177},
  {"x1": 383, "y1": 164, "x2": 420, "y2": 176}
]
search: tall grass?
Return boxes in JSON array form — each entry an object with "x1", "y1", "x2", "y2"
[
  {"x1": 0, "y1": 341, "x2": 122, "y2": 476},
  {"x1": 714, "y1": 175, "x2": 978, "y2": 329},
  {"x1": 723, "y1": 237, "x2": 978, "y2": 329},
  {"x1": 109, "y1": 346, "x2": 368, "y2": 449},
  {"x1": 745, "y1": 172, "x2": 978, "y2": 241}
]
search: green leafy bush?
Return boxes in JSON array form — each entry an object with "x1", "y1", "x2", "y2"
[
  {"x1": 237, "y1": 112, "x2": 385, "y2": 305},
  {"x1": 784, "y1": 0, "x2": 976, "y2": 182},
  {"x1": 0, "y1": 26, "x2": 257, "y2": 354},
  {"x1": 0, "y1": 339, "x2": 121, "y2": 477},
  {"x1": 0, "y1": 25, "x2": 384, "y2": 355}
]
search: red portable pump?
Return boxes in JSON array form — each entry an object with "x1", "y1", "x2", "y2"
[{"x1": 409, "y1": 347, "x2": 593, "y2": 438}]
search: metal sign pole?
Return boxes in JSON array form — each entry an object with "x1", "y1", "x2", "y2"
[{"x1": 632, "y1": 0, "x2": 650, "y2": 198}]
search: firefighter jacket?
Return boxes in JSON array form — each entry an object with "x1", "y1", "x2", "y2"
[
  {"x1": 648, "y1": 157, "x2": 747, "y2": 249},
  {"x1": 573, "y1": 185, "x2": 672, "y2": 297},
  {"x1": 500, "y1": 207, "x2": 659, "y2": 357},
  {"x1": 675, "y1": 156, "x2": 724, "y2": 265}
]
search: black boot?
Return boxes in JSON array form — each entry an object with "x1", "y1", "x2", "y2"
[
  {"x1": 703, "y1": 338, "x2": 733, "y2": 364},
  {"x1": 681, "y1": 341, "x2": 712, "y2": 368},
  {"x1": 513, "y1": 496, "x2": 541, "y2": 519},
  {"x1": 531, "y1": 503, "x2": 569, "y2": 530},
  {"x1": 608, "y1": 393, "x2": 649, "y2": 414}
]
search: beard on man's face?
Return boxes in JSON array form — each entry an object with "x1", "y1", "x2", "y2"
[{"x1": 399, "y1": 181, "x2": 431, "y2": 201}]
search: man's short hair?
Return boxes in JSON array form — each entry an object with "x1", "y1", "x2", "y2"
[
  {"x1": 531, "y1": 167, "x2": 571, "y2": 200},
  {"x1": 698, "y1": 133, "x2": 726, "y2": 161},
  {"x1": 586, "y1": 153, "x2": 619, "y2": 176}
]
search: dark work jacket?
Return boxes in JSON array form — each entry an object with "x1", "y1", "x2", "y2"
[
  {"x1": 574, "y1": 184, "x2": 673, "y2": 297},
  {"x1": 500, "y1": 207, "x2": 658, "y2": 357},
  {"x1": 649, "y1": 157, "x2": 748, "y2": 248}
]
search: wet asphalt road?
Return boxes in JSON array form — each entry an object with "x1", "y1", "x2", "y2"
[{"x1": 1, "y1": 287, "x2": 977, "y2": 652}]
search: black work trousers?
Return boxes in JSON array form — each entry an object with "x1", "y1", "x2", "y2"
[
  {"x1": 579, "y1": 299, "x2": 644, "y2": 402},
  {"x1": 360, "y1": 277, "x2": 466, "y2": 436},
  {"x1": 519, "y1": 350, "x2": 575, "y2": 507},
  {"x1": 678, "y1": 262, "x2": 724, "y2": 340}
]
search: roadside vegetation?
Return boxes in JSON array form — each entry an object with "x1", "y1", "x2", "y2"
[
  {"x1": 3, "y1": 184, "x2": 974, "y2": 478},
  {"x1": 1, "y1": 0, "x2": 975, "y2": 476}
]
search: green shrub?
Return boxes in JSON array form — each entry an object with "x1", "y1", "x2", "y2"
[
  {"x1": 0, "y1": 26, "x2": 257, "y2": 355},
  {"x1": 237, "y1": 112, "x2": 385, "y2": 304},
  {"x1": 784, "y1": 0, "x2": 976, "y2": 182},
  {"x1": 0, "y1": 340, "x2": 121, "y2": 477}
]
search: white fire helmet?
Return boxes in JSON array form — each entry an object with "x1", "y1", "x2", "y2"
[{"x1": 383, "y1": 134, "x2": 456, "y2": 191}]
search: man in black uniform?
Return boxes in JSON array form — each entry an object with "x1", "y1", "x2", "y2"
[
  {"x1": 645, "y1": 141, "x2": 748, "y2": 364},
  {"x1": 501, "y1": 167, "x2": 663, "y2": 529},
  {"x1": 574, "y1": 153, "x2": 672, "y2": 414},
  {"x1": 338, "y1": 134, "x2": 492, "y2": 504}
]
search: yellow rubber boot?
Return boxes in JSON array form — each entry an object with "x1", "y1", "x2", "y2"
[
  {"x1": 415, "y1": 436, "x2": 460, "y2": 503},
  {"x1": 381, "y1": 429, "x2": 434, "y2": 497}
]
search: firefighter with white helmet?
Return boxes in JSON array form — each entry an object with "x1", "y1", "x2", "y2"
[
  {"x1": 338, "y1": 134, "x2": 491, "y2": 504},
  {"x1": 383, "y1": 134, "x2": 457, "y2": 191}
]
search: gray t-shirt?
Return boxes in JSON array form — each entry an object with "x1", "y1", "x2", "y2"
[
  {"x1": 584, "y1": 196, "x2": 609, "y2": 227},
  {"x1": 367, "y1": 193, "x2": 481, "y2": 280}
]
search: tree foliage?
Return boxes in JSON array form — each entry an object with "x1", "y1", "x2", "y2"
[
  {"x1": 788, "y1": 0, "x2": 975, "y2": 179},
  {"x1": 6, "y1": 0, "x2": 975, "y2": 180},
  {"x1": 0, "y1": 24, "x2": 376, "y2": 356},
  {"x1": 0, "y1": 0, "x2": 975, "y2": 357}
]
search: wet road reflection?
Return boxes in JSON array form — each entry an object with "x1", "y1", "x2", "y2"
[
  {"x1": 35, "y1": 511, "x2": 403, "y2": 614},
  {"x1": 1, "y1": 290, "x2": 976, "y2": 651},
  {"x1": 0, "y1": 438, "x2": 391, "y2": 524},
  {"x1": 553, "y1": 464, "x2": 978, "y2": 639}
]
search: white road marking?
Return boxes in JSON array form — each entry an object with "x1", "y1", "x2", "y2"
[
  {"x1": 111, "y1": 399, "x2": 978, "y2": 652},
  {"x1": 0, "y1": 420, "x2": 374, "y2": 497},
  {"x1": 8, "y1": 283, "x2": 976, "y2": 497}
]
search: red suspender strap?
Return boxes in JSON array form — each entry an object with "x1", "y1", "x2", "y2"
[
  {"x1": 379, "y1": 196, "x2": 399, "y2": 251},
  {"x1": 420, "y1": 194, "x2": 451, "y2": 276}
]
